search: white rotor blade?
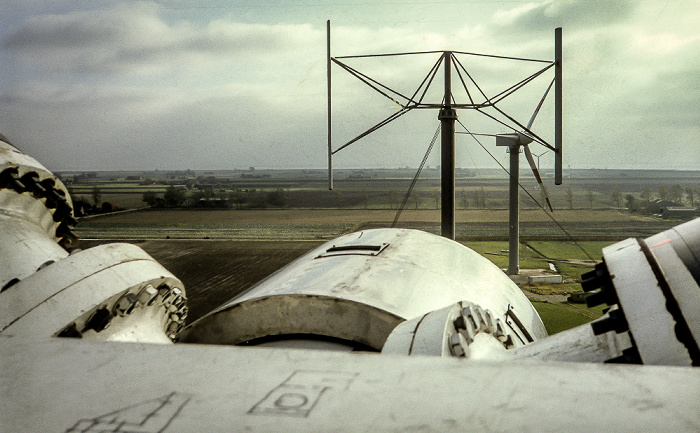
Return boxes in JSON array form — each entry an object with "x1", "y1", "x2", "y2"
[{"x1": 523, "y1": 144, "x2": 553, "y2": 212}]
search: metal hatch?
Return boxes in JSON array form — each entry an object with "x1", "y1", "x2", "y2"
[{"x1": 315, "y1": 242, "x2": 389, "y2": 258}]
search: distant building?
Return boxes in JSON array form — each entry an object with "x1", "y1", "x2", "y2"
[
  {"x1": 662, "y1": 207, "x2": 697, "y2": 219},
  {"x1": 181, "y1": 198, "x2": 197, "y2": 208},
  {"x1": 198, "y1": 197, "x2": 231, "y2": 208},
  {"x1": 647, "y1": 199, "x2": 678, "y2": 214},
  {"x1": 646, "y1": 199, "x2": 696, "y2": 219}
]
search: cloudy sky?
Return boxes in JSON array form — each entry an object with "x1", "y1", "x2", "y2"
[{"x1": 0, "y1": 0, "x2": 698, "y2": 172}]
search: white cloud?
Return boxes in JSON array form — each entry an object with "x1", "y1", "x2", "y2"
[
  {"x1": 0, "y1": 0, "x2": 698, "y2": 170},
  {"x1": 2, "y1": 2, "x2": 322, "y2": 80}
]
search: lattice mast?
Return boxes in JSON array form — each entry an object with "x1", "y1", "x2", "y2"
[{"x1": 326, "y1": 21, "x2": 562, "y2": 253}]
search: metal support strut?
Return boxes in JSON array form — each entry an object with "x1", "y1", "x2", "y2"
[{"x1": 439, "y1": 52, "x2": 457, "y2": 240}]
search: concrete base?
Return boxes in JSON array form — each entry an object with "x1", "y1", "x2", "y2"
[{"x1": 505, "y1": 269, "x2": 564, "y2": 285}]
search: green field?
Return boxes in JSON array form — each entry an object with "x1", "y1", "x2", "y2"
[
  {"x1": 532, "y1": 301, "x2": 607, "y2": 335},
  {"x1": 75, "y1": 208, "x2": 681, "y2": 243}
]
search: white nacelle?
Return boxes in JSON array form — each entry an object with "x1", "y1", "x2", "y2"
[{"x1": 181, "y1": 228, "x2": 547, "y2": 350}]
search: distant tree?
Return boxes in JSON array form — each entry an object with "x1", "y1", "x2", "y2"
[
  {"x1": 228, "y1": 190, "x2": 246, "y2": 209},
  {"x1": 266, "y1": 189, "x2": 286, "y2": 207},
  {"x1": 91, "y1": 186, "x2": 101, "y2": 206},
  {"x1": 191, "y1": 190, "x2": 204, "y2": 202},
  {"x1": 203, "y1": 188, "x2": 215, "y2": 200},
  {"x1": 142, "y1": 191, "x2": 158, "y2": 206},
  {"x1": 685, "y1": 185, "x2": 696, "y2": 208},
  {"x1": 458, "y1": 190, "x2": 468, "y2": 209},
  {"x1": 387, "y1": 190, "x2": 397, "y2": 210},
  {"x1": 432, "y1": 189, "x2": 440, "y2": 209},
  {"x1": 565, "y1": 187, "x2": 574, "y2": 209},
  {"x1": 625, "y1": 194, "x2": 639, "y2": 212},
  {"x1": 163, "y1": 186, "x2": 185, "y2": 207},
  {"x1": 640, "y1": 187, "x2": 652, "y2": 204},
  {"x1": 611, "y1": 187, "x2": 622, "y2": 208},
  {"x1": 101, "y1": 202, "x2": 117, "y2": 213},
  {"x1": 586, "y1": 189, "x2": 594, "y2": 209},
  {"x1": 412, "y1": 190, "x2": 420, "y2": 209},
  {"x1": 669, "y1": 184, "x2": 683, "y2": 204},
  {"x1": 479, "y1": 187, "x2": 487, "y2": 208},
  {"x1": 73, "y1": 196, "x2": 92, "y2": 216},
  {"x1": 658, "y1": 184, "x2": 669, "y2": 201}
]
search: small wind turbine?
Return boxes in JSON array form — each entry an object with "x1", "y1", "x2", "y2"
[
  {"x1": 496, "y1": 77, "x2": 557, "y2": 275},
  {"x1": 533, "y1": 151, "x2": 546, "y2": 173}
]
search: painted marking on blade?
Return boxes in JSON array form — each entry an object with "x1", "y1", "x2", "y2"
[
  {"x1": 65, "y1": 392, "x2": 190, "y2": 433},
  {"x1": 650, "y1": 238, "x2": 672, "y2": 249},
  {"x1": 249, "y1": 370, "x2": 357, "y2": 418}
]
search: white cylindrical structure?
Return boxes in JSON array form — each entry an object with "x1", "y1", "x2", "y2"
[
  {"x1": 0, "y1": 139, "x2": 75, "y2": 290},
  {"x1": 0, "y1": 137, "x2": 187, "y2": 343},
  {"x1": 181, "y1": 228, "x2": 547, "y2": 350},
  {"x1": 582, "y1": 217, "x2": 700, "y2": 366}
]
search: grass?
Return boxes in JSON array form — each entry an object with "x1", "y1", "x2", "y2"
[
  {"x1": 526, "y1": 240, "x2": 611, "y2": 261},
  {"x1": 532, "y1": 301, "x2": 604, "y2": 335},
  {"x1": 464, "y1": 240, "x2": 609, "y2": 274}
]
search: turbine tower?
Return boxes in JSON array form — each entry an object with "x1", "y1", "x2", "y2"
[{"x1": 496, "y1": 27, "x2": 562, "y2": 275}]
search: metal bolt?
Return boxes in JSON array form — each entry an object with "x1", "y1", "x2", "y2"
[
  {"x1": 449, "y1": 333, "x2": 466, "y2": 357},
  {"x1": 52, "y1": 200, "x2": 72, "y2": 222},
  {"x1": 19, "y1": 172, "x2": 46, "y2": 197},
  {"x1": 0, "y1": 169, "x2": 26, "y2": 193},
  {"x1": 167, "y1": 321, "x2": 180, "y2": 334},
  {"x1": 162, "y1": 287, "x2": 183, "y2": 306},
  {"x1": 114, "y1": 293, "x2": 138, "y2": 316},
  {"x1": 157, "y1": 284, "x2": 171, "y2": 303},
  {"x1": 137, "y1": 285, "x2": 158, "y2": 305}
]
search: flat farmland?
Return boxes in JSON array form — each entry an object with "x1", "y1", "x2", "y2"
[{"x1": 75, "y1": 208, "x2": 680, "y2": 241}]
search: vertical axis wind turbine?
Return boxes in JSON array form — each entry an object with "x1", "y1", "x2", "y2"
[{"x1": 326, "y1": 22, "x2": 562, "y2": 248}]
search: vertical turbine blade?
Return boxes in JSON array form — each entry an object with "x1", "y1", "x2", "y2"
[
  {"x1": 524, "y1": 144, "x2": 553, "y2": 212},
  {"x1": 555, "y1": 27, "x2": 563, "y2": 185},
  {"x1": 327, "y1": 20, "x2": 333, "y2": 190}
]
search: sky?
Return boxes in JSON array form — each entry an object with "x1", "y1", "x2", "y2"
[{"x1": 0, "y1": 0, "x2": 698, "y2": 173}]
